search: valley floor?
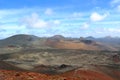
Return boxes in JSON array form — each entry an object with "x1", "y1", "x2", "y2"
[{"x1": 0, "y1": 49, "x2": 120, "y2": 80}]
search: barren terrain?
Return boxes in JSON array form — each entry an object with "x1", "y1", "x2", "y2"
[
  {"x1": 0, "y1": 49, "x2": 120, "y2": 80},
  {"x1": 0, "y1": 35, "x2": 120, "y2": 80}
]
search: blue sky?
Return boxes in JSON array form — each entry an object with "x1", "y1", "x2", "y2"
[{"x1": 0, "y1": 0, "x2": 120, "y2": 39}]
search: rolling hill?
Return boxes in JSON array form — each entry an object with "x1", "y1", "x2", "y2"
[
  {"x1": 46, "y1": 35, "x2": 117, "y2": 51},
  {"x1": 0, "y1": 34, "x2": 119, "y2": 51},
  {"x1": 0, "y1": 34, "x2": 48, "y2": 49}
]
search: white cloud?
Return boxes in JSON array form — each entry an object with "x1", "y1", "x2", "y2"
[
  {"x1": 53, "y1": 20, "x2": 61, "y2": 25},
  {"x1": 21, "y1": 13, "x2": 48, "y2": 28},
  {"x1": 108, "y1": 28, "x2": 120, "y2": 32},
  {"x1": 111, "y1": 0, "x2": 120, "y2": 6},
  {"x1": 45, "y1": 8, "x2": 53, "y2": 15},
  {"x1": 0, "y1": 8, "x2": 41, "y2": 25},
  {"x1": 90, "y1": 12, "x2": 108, "y2": 21},
  {"x1": 0, "y1": 24, "x2": 26, "y2": 30},
  {"x1": 21, "y1": 13, "x2": 61, "y2": 28},
  {"x1": 111, "y1": 0, "x2": 120, "y2": 12},
  {"x1": 117, "y1": 5, "x2": 120, "y2": 12},
  {"x1": 0, "y1": 8, "x2": 34, "y2": 17},
  {"x1": 81, "y1": 23, "x2": 89, "y2": 29},
  {"x1": 81, "y1": 12, "x2": 109, "y2": 29}
]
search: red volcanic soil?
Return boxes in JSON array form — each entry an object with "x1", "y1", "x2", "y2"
[
  {"x1": 0, "y1": 61, "x2": 119, "y2": 80},
  {"x1": 46, "y1": 39, "x2": 99, "y2": 50},
  {"x1": 0, "y1": 68, "x2": 119, "y2": 80},
  {"x1": 60, "y1": 69, "x2": 115, "y2": 80},
  {"x1": 0, "y1": 70, "x2": 48, "y2": 80},
  {"x1": 93, "y1": 65, "x2": 120, "y2": 80}
]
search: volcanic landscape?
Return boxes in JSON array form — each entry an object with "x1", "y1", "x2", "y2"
[{"x1": 0, "y1": 34, "x2": 120, "y2": 80}]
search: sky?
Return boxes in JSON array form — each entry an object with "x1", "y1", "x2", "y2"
[{"x1": 0, "y1": 0, "x2": 120, "y2": 39}]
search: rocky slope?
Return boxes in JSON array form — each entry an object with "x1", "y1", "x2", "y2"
[
  {"x1": 0, "y1": 34, "x2": 118, "y2": 51},
  {"x1": 46, "y1": 35, "x2": 117, "y2": 51},
  {"x1": 0, "y1": 64, "x2": 120, "y2": 80}
]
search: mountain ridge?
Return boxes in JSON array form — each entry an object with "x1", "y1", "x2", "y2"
[{"x1": 0, "y1": 34, "x2": 119, "y2": 51}]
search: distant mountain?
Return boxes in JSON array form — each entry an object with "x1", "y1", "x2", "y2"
[
  {"x1": 0, "y1": 34, "x2": 119, "y2": 51},
  {"x1": 46, "y1": 35, "x2": 117, "y2": 51},
  {"x1": 0, "y1": 34, "x2": 47, "y2": 48},
  {"x1": 85, "y1": 36, "x2": 95, "y2": 40},
  {"x1": 50, "y1": 35, "x2": 65, "y2": 40},
  {"x1": 85, "y1": 36, "x2": 120, "y2": 50},
  {"x1": 97, "y1": 37, "x2": 120, "y2": 45}
]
